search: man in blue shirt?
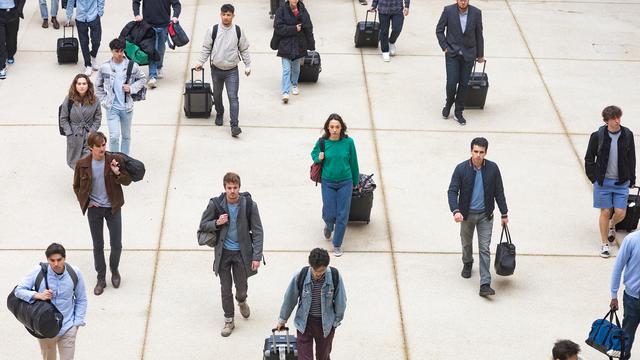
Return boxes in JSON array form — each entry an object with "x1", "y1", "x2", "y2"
[
  {"x1": 447, "y1": 137, "x2": 508, "y2": 296},
  {"x1": 610, "y1": 232, "x2": 640, "y2": 360},
  {"x1": 14, "y1": 243, "x2": 88, "y2": 360},
  {"x1": 66, "y1": 0, "x2": 104, "y2": 76}
]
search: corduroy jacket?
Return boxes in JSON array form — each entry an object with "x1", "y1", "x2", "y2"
[{"x1": 73, "y1": 152, "x2": 132, "y2": 215}]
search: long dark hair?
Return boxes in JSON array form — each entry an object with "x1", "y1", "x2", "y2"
[{"x1": 322, "y1": 113, "x2": 348, "y2": 140}]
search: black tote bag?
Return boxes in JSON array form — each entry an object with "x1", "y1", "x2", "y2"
[{"x1": 494, "y1": 224, "x2": 516, "y2": 276}]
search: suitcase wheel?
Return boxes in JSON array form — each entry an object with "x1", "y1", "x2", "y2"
[{"x1": 366, "y1": 220, "x2": 370, "y2": 224}]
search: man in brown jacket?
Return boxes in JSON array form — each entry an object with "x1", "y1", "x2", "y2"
[{"x1": 73, "y1": 131, "x2": 131, "y2": 295}]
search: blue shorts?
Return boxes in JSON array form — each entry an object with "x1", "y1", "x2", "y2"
[{"x1": 593, "y1": 178, "x2": 630, "y2": 209}]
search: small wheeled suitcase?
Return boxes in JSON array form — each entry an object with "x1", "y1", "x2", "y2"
[
  {"x1": 57, "y1": 26, "x2": 79, "y2": 64},
  {"x1": 615, "y1": 186, "x2": 640, "y2": 232},
  {"x1": 349, "y1": 190, "x2": 373, "y2": 223},
  {"x1": 464, "y1": 61, "x2": 489, "y2": 109},
  {"x1": 298, "y1": 51, "x2": 321, "y2": 83},
  {"x1": 263, "y1": 327, "x2": 298, "y2": 360},
  {"x1": 354, "y1": 10, "x2": 380, "y2": 48},
  {"x1": 183, "y1": 68, "x2": 213, "y2": 118}
]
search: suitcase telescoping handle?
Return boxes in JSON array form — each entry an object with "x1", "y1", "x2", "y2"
[
  {"x1": 365, "y1": 9, "x2": 377, "y2": 25},
  {"x1": 63, "y1": 25, "x2": 75, "y2": 39},
  {"x1": 270, "y1": 327, "x2": 291, "y2": 354},
  {"x1": 472, "y1": 60, "x2": 486, "y2": 75},
  {"x1": 190, "y1": 67, "x2": 205, "y2": 85}
]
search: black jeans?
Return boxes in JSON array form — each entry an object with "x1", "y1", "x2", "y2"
[
  {"x1": 87, "y1": 207, "x2": 122, "y2": 280},
  {"x1": 445, "y1": 54, "x2": 475, "y2": 115},
  {"x1": 211, "y1": 66, "x2": 240, "y2": 127},
  {"x1": 76, "y1": 16, "x2": 101, "y2": 68},
  {"x1": 0, "y1": 8, "x2": 19, "y2": 69},
  {"x1": 218, "y1": 249, "x2": 248, "y2": 318},
  {"x1": 378, "y1": 13, "x2": 404, "y2": 53}
]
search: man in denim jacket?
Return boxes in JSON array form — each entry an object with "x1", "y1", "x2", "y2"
[{"x1": 276, "y1": 248, "x2": 346, "y2": 360}]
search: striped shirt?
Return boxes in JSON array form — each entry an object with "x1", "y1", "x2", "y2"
[
  {"x1": 371, "y1": 0, "x2": 409, "y2": 15},
  {"x1": 309, "y1": 273, "x2": 325, "y2": 318}
]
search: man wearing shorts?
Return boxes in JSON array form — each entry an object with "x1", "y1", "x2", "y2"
[{"x1": 585, "y1": 105, "x2": 636, "y2": 258}]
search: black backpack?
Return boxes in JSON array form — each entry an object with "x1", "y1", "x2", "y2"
[
  {"x1": 57, "y1": 98, "x2": 73, "y2": 136},
  {"x1": 7, "y1": 263, "x2": 78, "y2": 339},
  {"x1": 108, "y1": 151, "x2": 146, "y2": 182},
  {"x1": 296, "y1": 266, "x2": 340, "y2": 302},
  {"x1": 210, "y1": 24, "x2": 243, "y2": 64}
]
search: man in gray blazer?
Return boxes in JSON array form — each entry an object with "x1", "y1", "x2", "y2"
[
  {"x1": 436, "y1": 0, "x2": 484, "y2": 126},
  {"x1": 198, "y1": 172, "x2": 264, "y2": 337}
]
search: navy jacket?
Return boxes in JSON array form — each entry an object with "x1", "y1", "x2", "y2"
[
  {"x1": 435, "y1": 4, "x2": 484, "y2": 62},
  {"x1": 584, "y1": 125, "x2": 636, "y2": 186},
  {"x1": 447, "y1": 159, "x2": 508, "y2": 220}
]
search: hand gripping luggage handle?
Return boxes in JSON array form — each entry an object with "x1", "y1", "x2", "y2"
[
  {"x1": 472, "y1": 60, "x2": 486, "y2": 75},
  {"x1": 499, "y1": 224, "x2": 512, "y2": 245},
  {"x1": 63, "y1": 25, "x2": 75, "y2": 39},
  {"x1": 190, "y1": 67, "x2": 205, "y2": 85},
  {"x1": 271, "y1": 327, "x2": 291, "y2": 354},
  {"x1": 365, "y1": 9, "x2": 377, "y2": 26}
]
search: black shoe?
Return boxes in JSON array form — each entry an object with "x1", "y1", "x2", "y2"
[
  {"x1": 442, "y1": 102, "x2": 453, "y2": 119},
  {"x1": 231, "y1": 126, "x2": 242, "y2": 137},
  {"x1": 111, "y1": 270, "x2": 121, "y2": 288},
  {"x1": 479, "y1": 284, "x2": 495, "y2": 297},
  {"x1": 461, "y1": 263, "x2": 472, "y2": 278},
  {"x1": 454, "y1": 113, "x2": 466, "y2": 126},
  {"x1": 94, "y1": 279, "x2": 106, "y2": 296},
  {"x1": 215, "y1": 113, "x2": 223, "y2": 126}
]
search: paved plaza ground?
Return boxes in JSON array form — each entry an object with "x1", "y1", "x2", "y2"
[{"x1": 1, "y1": 0, "x2": 640, "y2": 358}]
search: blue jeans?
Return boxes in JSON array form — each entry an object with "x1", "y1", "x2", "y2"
[
  {"x1": 107, "y1": 108, "x2": 133, "y2": 154},
  {"x1": 321, "y1": 179, "x2": 353, "y2": 248},
  {"x1": 76, "y1": 16, "x2": 101, "y2": 68},
  {"x1": 378, "y1": 13, "x2": 404, "y2": 53},
  {"x1": 445, "y1": 54, "x2": 475, "y2": 115},
  {"x1": 39, "y1": 0, "x2": 58, "y2": 19},
  {"x1": 211, "y1": 66, "x2": 240, "y2": 127},
  {"x1": 281, "y1": 57, "x2": 301, "y2": 95},
  {"x1": 622, "y1": 291, "x2": 640, "y2": 360},
  {"x1": 149, "y1": 26, "x2": 167, "y2": 79}
]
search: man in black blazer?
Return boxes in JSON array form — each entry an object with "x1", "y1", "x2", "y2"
[{"x1": 436, "y1": 0, "x2": 484, "y2": 125}]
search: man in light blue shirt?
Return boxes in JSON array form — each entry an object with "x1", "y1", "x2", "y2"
[
  {"x1": 66, "y1": 0, "x2": 104, "y2": 76},
  {"x1": 610, "y1": 232, "x2": 640, "y2": 360},
  {"x1": 14, "y1": 243, "x2": 88, "y2": 360}
]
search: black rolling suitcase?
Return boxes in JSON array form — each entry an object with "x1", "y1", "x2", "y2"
[
  {"x1": 263, "y1": 328, "x2": 298, "y2": 360},
  {"x1": 184, "y1": 68, "x2": 213, "y2": 118},
  {"x1": 615, "y1": 186, "x2": 640, "y2": 232},
  {"x1": 354, "y1": 10, "x2": 380, "y2": 48},
  {"x1": 57, "y1": 26, "x2": 79, "y2": 64},
  {"x1": 464, "y1": 61, "x2": 489, "y2": 109},
  {"x1": 349, "y1": 174, "x2": 376, "y2": 223},
  {"x1": 298, "y1": 51, "x2": 321, "y2": 83}
]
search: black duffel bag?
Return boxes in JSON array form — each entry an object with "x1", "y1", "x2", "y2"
[
  {"x1": 494, "y1": 224, "x2": 516, "y2": 276},
  {"x1": 109, "y1": 152, "x2": 146, "y2": 182},
  {"x1": 167, "y1": 21, "x2": 189, "y2": 49},
  {"x1": 7, "y1": 263, "x2": 72, "y2": 338}
]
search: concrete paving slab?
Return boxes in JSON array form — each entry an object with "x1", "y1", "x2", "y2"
[
  {"x1": 0, "y1": 251, "x2": 154, "y2": 360},
  {"x1": 160, "y1": 126, "x2": 388, "y2": 251},
  {"x1": 143, "y1": 251, "x2": 404, "y2": 359},
  {"x1": 396, "y1": 252, "x2": 615, "y2": 360}
]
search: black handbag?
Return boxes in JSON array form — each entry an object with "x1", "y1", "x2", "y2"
[
  {"x1": 197, "y1": 229, "x2": 218, "y2": 247},
  {"x1": 494, "y1": 224, "x2": 516, "y2": 276}
]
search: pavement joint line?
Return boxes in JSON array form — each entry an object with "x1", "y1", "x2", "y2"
[
  {"x1": 137, "y1": 3, "x2": 199, "y2": 358},
  {"x1": 352, "y1": 1, "x2": 411, "y2": 359}
]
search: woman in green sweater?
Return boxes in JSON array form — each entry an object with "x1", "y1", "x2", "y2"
[{"x1": 310, "y1": 114, "x2": 359, "y2": 257}]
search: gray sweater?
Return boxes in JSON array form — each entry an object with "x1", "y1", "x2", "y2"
[{"x1": 196, "y1": 23, "x2": 251, "y2": 71}]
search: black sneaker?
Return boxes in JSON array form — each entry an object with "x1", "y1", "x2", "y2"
[
  {"x1": 442, "y1": 103, "x2": 453, "y2": 119},
  {"x1": 454, "y1": 113, "x2": 466, "y2": 126},
  {"x1": 608, "y1": 227, "x2": 616, "y2": 243},
  {"x1": 215, "y1": 113, "x2": 223, "y2": 126},
  {"x1": 231, "y1": 126, "x2": 242, "y2": 137},
  {"x1": 461, "y1": 263, "x2": 472, "y2": 278},
  {"x1": 479, "y1": 284, "x2": 495, "y2": 296}
]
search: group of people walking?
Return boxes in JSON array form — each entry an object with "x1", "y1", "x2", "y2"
[{"x1": 6, "y1": 0, "x2": 640, "y2": 360}]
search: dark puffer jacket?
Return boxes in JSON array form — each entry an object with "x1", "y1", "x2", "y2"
[
  {"x1": 274, "y1": 1, "x2": 315, "y2": 60},
  {"x1": 119, "y1": 20, "x2": 160, "y2": 61}
]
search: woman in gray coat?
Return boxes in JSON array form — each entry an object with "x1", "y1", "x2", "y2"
[{"x1": 60, "y1": 74, "x2": 101, "y2": 169}]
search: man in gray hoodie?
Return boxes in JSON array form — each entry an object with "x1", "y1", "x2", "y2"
[{"x1": 194, "y1": 3, "x2": 251, "y2": 137}]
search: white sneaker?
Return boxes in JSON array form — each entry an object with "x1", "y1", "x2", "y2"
[
  {"x1": 84, "y1": 66, "x2": 93, "y2": 76},
  {"x1": 157, "y1": 68, "x2": 164, "y2": 79},
  {"x1": 600, "y1": 244, "x2": 610, "y2": 258},
  {"x1": 291, "y1": 86, "x2": 299, "y2": 95},
  {"x1": 282, "y1": 93, "x2": 289, "y2": 104},
  {"x1": 389, "y1": 43, "x2": 396, "y2": 56},
  {"x1": 148, "y1": 78, "x2": 157, "y2": 89},
  {"x1": 382, "y1": 52, "x2": 390, "y2": 62},
  {"x1": 91, "y1": 56, "x2": 99, "y2": 70},
  {"x1": 333, "y1": 247, "x2": 343, "y2": 257}
]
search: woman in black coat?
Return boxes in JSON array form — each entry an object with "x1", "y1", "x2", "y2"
[{"x1": 274, "y1": 0, "x2": 315, "y2": 104}]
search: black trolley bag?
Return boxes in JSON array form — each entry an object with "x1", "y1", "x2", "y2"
[
  {"x1": 298, "y1": 51, "x2": 321, "y2": 83},
  {"x1": 183, "y1": 68, "x2": 213, "y2": 118},
  {"x1": 494, "y1": 224, "x2": 516, "y2": 276},
  {"x1": 615, "y1": 186, "x2": 640, "y2": 232},
  {"x1": 263, "y1": 327, "x2": 298, "y2": 360},
  {"x1": 464, "y1": 60, "x2": 489, "y2": 109},
  {"x1": 57, "y1": 25, "x2": 79, "y2": 64},
  {"x1": 349, "y1": 174, "x2": 375, "y2": 223},
  {"x1": 354, "y1": 10, "x2": 380, "y2": 48}
]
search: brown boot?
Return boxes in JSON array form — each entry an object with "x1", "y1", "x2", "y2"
[
  {"x1": 111, "y1": 270, "x2": 121, "y2": 288},
  {"x1": 94, "y1": 279, "x2": 106, "y2": 296},
  {"x1": 51, "y1": 17, "x2": 60, "y2": 29},
  {"x1": 42, "y1": 19, "x2": 49, "y2": 29}
]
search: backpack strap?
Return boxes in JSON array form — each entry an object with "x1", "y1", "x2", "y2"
[
  {"x1": 296, "y1": 266, "x2": 340, "y2": 301},
  {"x1": 125, "y1": 60, "x2": 134, "y2": 84},
  {"x1": 34, "y1": 263, "x2": 78, "y2": 292},
  {"x1": 211, "y1": 24, "x2": 243, "y2": 62}
]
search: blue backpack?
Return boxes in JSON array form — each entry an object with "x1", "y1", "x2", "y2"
[{"x1": 586, "y1": 309, "x2": 628, "y2": 359}]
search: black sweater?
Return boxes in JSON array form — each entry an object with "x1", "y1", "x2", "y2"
[{"x1": 132, "y1": 0, "x2": 181, "y2": 27}]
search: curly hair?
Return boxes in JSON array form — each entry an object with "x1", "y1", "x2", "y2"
[{"x1": 68, "y1": 73, "x2": 96, "y2": 105}]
